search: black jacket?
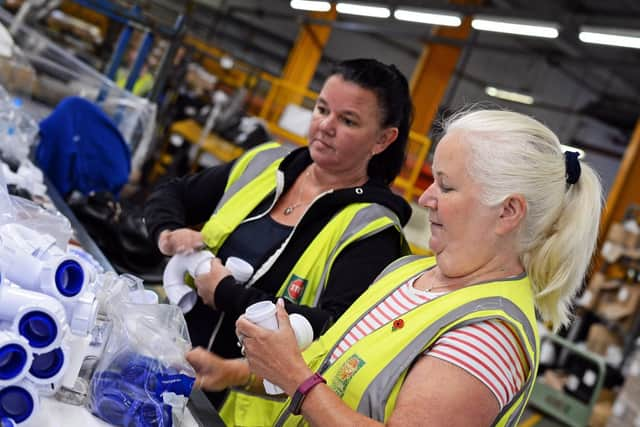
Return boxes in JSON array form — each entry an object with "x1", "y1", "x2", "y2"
[{"x1": 144, "y1": 146, "x2": 412, "y2": 360}]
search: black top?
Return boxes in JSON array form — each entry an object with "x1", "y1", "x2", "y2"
[{"x1": 217, "y1": 199, "x2": 292, "y2": 269}]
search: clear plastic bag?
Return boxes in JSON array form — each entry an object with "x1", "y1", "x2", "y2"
[
  {"x1": 87, "y1": 302, "x2": 195, "y2": 427},
  {"x1": 0, "y1": 168, "x2": 72, "y2": 247},
  {"x1": 0, "y1": 84, "x2": 39, "y2": 163}
]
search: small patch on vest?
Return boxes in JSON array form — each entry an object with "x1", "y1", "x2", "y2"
[
  {"x1": 284, "y1": 275, "x2": 307, "y2": 303},
  {"x1": 330, "y1": 354, "x2": 365, "y2": 398}
]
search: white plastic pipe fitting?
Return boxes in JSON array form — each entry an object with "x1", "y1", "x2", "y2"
[
  {"x1": 60, "y1": 333, "x2": 91, "y2": 390},
  {"x1": 25, "y1": 344, "x2": 69, "y2": 396},
  {"x1": 0, "y1": 331, "x2": 32, "y2": 387},
  {"x1": 0, "y1": 285, "x2": 67, "y2": 353},
  {"x1": 243, "y1": 301, "x2": 313, "y2": 395},
  {"x1": 0, "y1": 242, "x2": 88, "y2": 302},
  {"x1": 163, "y1": 250, "x2": 214, "y2": 313},
  {"x1": 66, "y1": 291, "x2": 98, "y2": 337},
  {"x1": 0, "y1": 381, "x2": 39, "y2": 426},
  {"x1": 163, "y1": 252, "x2": 255, "y2": 313}
]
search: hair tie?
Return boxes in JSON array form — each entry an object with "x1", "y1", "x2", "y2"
[{"x1": 564, "y1": 151, "x2": 581, "y2": 185}]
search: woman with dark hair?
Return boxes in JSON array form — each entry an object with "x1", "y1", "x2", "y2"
[{"x1": 144, "y1": 59, "x2": 414, "y2": 413}]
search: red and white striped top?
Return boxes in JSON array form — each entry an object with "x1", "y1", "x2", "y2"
[{"x1": 329, "y1": 277, "x2": 530, "y2": 409}]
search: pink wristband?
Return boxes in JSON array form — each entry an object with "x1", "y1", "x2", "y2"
[{"x1": 289, "y1": 373, "x2": 326, "y2": 415}]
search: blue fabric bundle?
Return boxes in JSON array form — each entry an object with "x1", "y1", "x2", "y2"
[{"x1": 36, "y1": 97, "x2": 131, "y2": 197}]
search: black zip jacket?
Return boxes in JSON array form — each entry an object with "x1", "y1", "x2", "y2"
[{"x1": 144, "y1": 146, "x2": 412, "y2": 362}]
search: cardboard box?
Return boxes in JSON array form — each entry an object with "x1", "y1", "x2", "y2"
[
  {"x1": 591, "y1": 400, "x2": 613, "y2": 427},
  {"x1": 607, "y1": 222, "x2": 626, "y2": 246},
  {"x1": 586, "y1": 324, "x2": 621, "y2": 356}
]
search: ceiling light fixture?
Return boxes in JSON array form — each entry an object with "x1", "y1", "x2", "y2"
[
  {"x1": 393, "y1": 7, "x2": 462, "y2": 27},
  {"x1": 289, "y1": 0, "x2": 332, "y2": 12},
  {"x1": 472, "y1": 16, "x2": 560, "y2": 39},
  {"x1": 336, "y1": 2, "x2": 390, "y2": 18},
  {"x1": 485, "y1": 86, "x2": 534, "y2": 105},
  {"x1": 579, "y1": 26, "x2": 640, "y2": 49}
]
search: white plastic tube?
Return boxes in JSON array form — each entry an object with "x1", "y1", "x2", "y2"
[
  {"x1": 162, "y1": 251, "x2": 214, "y2": 313},
  {"x1": 0, "y1": 285, "x2": 67, "y2": 353},
  {"x1": 0, "y1": 381, "x2": 39, "y2": 426},
  {"x1": 0, "y1": 242, "x2": 88, "y2": 302},
  {"x1": 263, "y1": 313, "x2": 314, "y2": 394},
  {"x1": 66, "y1": 291, "x2": 98, "y2": 337},
  {"x1": 60, "y1": 334, "x2": 91, "y2": 389},
  {"x1": 243, "y1": 302, "x2": 314, "y2": 395},
  {"x1": 0, "y1": 331, "x2": 32, "y2": 387},
  {"x1": 25, "y1": 344, "x2": 69, "y2": 396}
]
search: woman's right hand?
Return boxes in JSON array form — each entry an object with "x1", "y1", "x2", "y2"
[{"x1": 158, "y1": 228, "x2": 204, "y2": 255}]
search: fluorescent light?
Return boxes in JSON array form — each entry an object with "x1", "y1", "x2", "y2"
[
  {"x1": 579, "y1": 26, "x2": 640, "y2": 49},
  {"x1": 472, "y1": 16, "x2": 559, "y2": 39},
  {"x1": 394, "y1": 7, "x2": 462, "y2": 27},
  {"x1": 290, "y1": 0, "x2": 331, "y2": 12},
  {"x1": 336, "y1": 2, "x2": 390, "y2": 18},
  {"x1": 485, "y1": 86, "x2": 534, "y2": 105},
  {"x1": 560, "y1": 144, "x2": 585, "y2": 159}
]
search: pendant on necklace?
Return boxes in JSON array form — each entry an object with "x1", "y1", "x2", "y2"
[{"x1": 283, "y1": 206, "x2": 294, "y2": 215}]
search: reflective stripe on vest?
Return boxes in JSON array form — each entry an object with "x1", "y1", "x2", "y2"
[
  {"x1": 276, "y1": 203, "x2": 403, "y2": 307},
  {"x1": 274, "y1": 255, "x2": 539, "y2": 427},
  {"x1": 201, "y1": 143, "x2": 289, "y2": 252},
  {"x1": 201, "y1": 143, "x2": 405, "y2": 306}
]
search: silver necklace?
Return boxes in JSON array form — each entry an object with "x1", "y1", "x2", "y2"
[
  {"x1": 282, "y1": 170, "x2": 367, "y2": 216},
  {"x1": 283, "y1": 171, "x2": 310, "y2": 216}
]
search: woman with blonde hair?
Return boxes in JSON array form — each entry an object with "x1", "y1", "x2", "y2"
[{"x1": 188, "y1": 109, "x2": 603, "y2": 426}]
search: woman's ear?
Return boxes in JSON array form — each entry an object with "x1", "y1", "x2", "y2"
[
  {"x1": 373, "y1": 127, "x2": 399, "y2": 155},
  {"x1": 497, "y1": 194, "x2": 526, "y2": 235}
]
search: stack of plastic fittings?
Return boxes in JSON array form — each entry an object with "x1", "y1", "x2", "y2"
[
  {"x1": 0, "y1": 224, "x2": 99, "y2": 426},
  {"x1": 0, "y1": 292, "x2": 42, "y2": 426},
  {"x1": 91, "y1": 352, "x2": 194, "y2": 427}
]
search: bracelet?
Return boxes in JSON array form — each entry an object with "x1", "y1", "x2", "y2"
[
  {"x1": 288, "y1": 373, "x2": 326, "y2": 416},
  {"x1": 238, "y1": 359, "x2": 255, "y2": 391},
  {"x1": 241, "y1": 372, "x2": 256, "y2": 391}
]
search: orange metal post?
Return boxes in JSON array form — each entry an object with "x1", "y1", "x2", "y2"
[
  {"x1": 403, "y1": 13, "x2": 476, "y2": 200},
  {"x1": 263, "y1": 8, "x2": 336, "y2": 122},
  {"x1": 410, "y1": 17, "x2": 474, "y2": 134},
  {"x1": 600, "y1": 119, "x2": 640, "y2": 243}
]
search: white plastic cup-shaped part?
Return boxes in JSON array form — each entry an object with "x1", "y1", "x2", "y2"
[
  {"x1": 225, "y1": 257, "x2": 254, "y2": 284},
  {"x1": 244, "y1": 301, "x2": 278, "y2": 330},
  {"x1": 289, "y1": 314, "x2": 314, "y2": 350}
]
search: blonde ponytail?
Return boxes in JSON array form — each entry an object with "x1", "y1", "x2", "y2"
[{"x1": 446, "y1": 109, "x2": 603, "y2": 330}]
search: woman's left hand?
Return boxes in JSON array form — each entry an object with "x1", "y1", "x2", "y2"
[
  {"x1": 186, "y1": 347, "x2": 249, "y2": 392},
  {"x1": 237, "y1": 299, "x2": 313, "y2": 396},
  {"x1": 194, "y1": 257, "x2": 232, "y2": 308}
]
